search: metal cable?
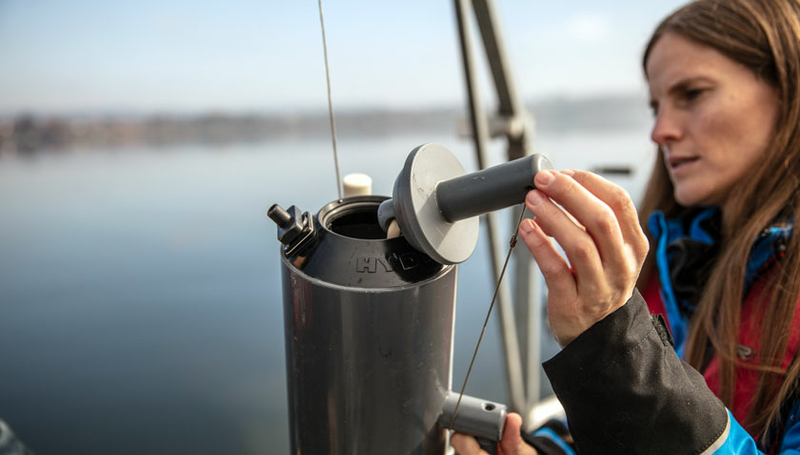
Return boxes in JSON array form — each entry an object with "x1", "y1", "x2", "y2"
[
  {"x1": 448, "y1": 204, "x2": 528, "y2": 431},
  {"x1": 317, "y1": 0, "x2": 343, "y2": 201}
]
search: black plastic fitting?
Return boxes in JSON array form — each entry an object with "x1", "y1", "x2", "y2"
[{"x1": 268, "y1": 204, "x2": 306, "y2": 247}]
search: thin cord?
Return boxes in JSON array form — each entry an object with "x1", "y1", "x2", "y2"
[
  {"x1": 449, "y1": 205, "x2": 528, "y2": 430},
  {"x1": 318, "y1": 0, "x2": 343, "y2": 201}
]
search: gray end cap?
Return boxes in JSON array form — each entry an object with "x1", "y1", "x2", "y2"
[
  {"x1": 392, "y1": 143, "x2": 479, "y2": 265},
  {"x1": 532, "y1": 153, "x2": 553, "y2": 175}
]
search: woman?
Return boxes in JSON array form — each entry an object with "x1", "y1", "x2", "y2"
[{"x1": 452, "y1": 0, "x2": 800, "y2": 453}]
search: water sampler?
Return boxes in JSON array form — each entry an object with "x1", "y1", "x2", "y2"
[{"x1": 269, "y1": 143, "x2": 552, "y2": 454}]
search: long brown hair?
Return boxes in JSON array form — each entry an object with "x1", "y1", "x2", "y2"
[{"x1": 637, "y1": 0, "x2": 800, "y2": 440}]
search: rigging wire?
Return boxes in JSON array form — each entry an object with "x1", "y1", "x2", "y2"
[
  {"x1": 317, "y1": 0, "x2": 343, "y2": 201},
  {"x1": 317, "y1": 0, "x2": 527, "y2": 436},
  {"x1": 448, "y1": 204, "x2": 528, "y2": 431}
]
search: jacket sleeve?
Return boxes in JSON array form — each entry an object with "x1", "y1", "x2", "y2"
[
  {"x1": 522, "y1": 419, "x2": 576, "y2": 455},
  {"x1": 541, "y1": 290, "x2": 768, "y2": 454}
]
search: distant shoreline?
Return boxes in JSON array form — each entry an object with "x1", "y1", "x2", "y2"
[{"x1": 0, "y1": 94, "x2": 651, "y2": 154}]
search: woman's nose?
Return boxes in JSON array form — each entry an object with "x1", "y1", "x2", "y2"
[{"x1": 650, "y1": 106, "x2": 682, "y2": 146}]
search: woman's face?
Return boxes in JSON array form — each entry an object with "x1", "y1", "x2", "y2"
[{"x1": 646, "y1": 32, "x2": 779, "y2": 210}]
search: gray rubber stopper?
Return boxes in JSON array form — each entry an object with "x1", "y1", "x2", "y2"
[
  {"x1": 390, "y1": 143, "x2": 480, "y2": 265},
  {"x1": 381, "y1": 143, "x2": 554, "y2": 265}
]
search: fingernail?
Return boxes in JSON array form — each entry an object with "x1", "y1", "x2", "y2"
[
  {"x1": 519, "y1": 218, "x2": 534, "y2": 233},
  {"x1": 535, "y1": 170, "x2": 555, "y2": 187},
  {"x1": 561, "y1": 169, "x2": 575, "y2": 176},
  {"x1": 526, "y1": 190, "x2": 544, "y2": 206}
]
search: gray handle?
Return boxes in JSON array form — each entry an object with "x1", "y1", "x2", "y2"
[
  {"x1": 439, "y1": 393, "x2": 507, "y2": 441},
  {"x1": 436, "y1": 154, "x2": 552, "y2": 223}
]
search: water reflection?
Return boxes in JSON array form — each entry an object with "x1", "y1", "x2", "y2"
[{"x1": 0, "y1": 131, "x2": 653, "y2": 454}]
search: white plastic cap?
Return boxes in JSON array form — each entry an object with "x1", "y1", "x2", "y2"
[{"x1": 343, "y1": 173, "x2": 372, "y2": 197}]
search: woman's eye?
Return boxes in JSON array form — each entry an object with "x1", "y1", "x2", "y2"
[{"x1": 684, "y1": 88, "x2": 704, "y2": 101}]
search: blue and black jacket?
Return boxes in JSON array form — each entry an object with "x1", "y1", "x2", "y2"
[{"x1": 525, "y1": 208, "x2": 799, "y2": 454}]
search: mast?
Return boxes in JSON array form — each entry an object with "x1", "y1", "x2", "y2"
[{"x1": 452, "y1": 0, "x2": 543, "y2": 424}]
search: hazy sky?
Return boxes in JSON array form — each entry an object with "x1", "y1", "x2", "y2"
[{"x1": 0, "y1": 1, "x2": 686, "y2": 115}]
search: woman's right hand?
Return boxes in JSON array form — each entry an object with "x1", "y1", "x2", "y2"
[
  {"x1": 519, "y1": 169, "x2": 649, "y2": 347},
  {"x1": 450, "y1": 413, "x2": 537, "y2": 455}
]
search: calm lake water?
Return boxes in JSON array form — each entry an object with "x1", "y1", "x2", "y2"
[{"x1": 0, "y1": 130, "x2": 654, "y2": 454}]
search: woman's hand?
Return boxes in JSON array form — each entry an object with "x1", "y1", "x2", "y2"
[
  {"x1": 450, "y1": 413, "x2": 537, "y2": 455},
  {"x1": 519, "y1": 169, "x2": 649, "y2": 347}
]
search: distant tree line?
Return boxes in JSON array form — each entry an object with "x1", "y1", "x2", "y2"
[{"x1": 0, "y1": 94, "x2": 650, "y2": 153}]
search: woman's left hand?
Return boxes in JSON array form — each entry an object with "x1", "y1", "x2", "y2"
[{"x1": 519, "y1": 169, "x2": 649, "y2": 347}]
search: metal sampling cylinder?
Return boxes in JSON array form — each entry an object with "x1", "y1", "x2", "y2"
[{"x1": 272, "y1": 195, "x2": 458, "y2": 454}]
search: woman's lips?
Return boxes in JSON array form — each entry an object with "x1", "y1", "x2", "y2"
[{"x1": 668, "y1": 155, "x2": 699, "y2": 172}]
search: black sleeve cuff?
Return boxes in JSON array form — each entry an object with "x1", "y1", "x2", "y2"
[
  {"x1": 542, "y1": 290, "x2": 728, "y2": 454},
  {"x1": 522, "y1": 419, "x2": 575, "y2": 455}
]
